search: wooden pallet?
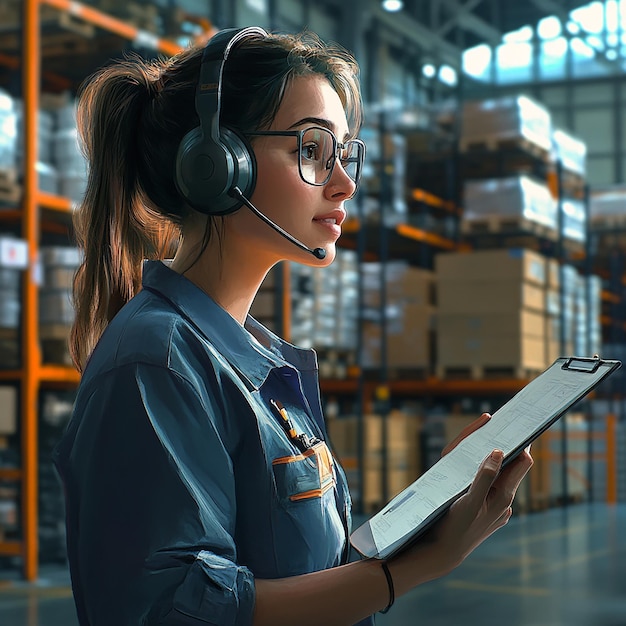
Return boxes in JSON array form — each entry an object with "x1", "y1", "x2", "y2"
[
  {"x1": 459, "y1": 135, "x2": 551, "y2": 162},
  {"x1": 461, "y1": 215, "x2": 558, "y2": 241},
  {"x1": 591, "y1": 215, "x2": 626, "y2": 232},
  {"x1": 436, "y1": 364, "x2": 543, "y2": 381}
]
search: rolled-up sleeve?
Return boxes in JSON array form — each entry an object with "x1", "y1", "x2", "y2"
[{"x1": 56, "y1": 362, "x2": 256, "y2": 625}]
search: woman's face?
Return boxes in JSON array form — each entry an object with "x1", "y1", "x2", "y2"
[{"x1": 225, "y1": 74, "x2": 357, "y2": 268}]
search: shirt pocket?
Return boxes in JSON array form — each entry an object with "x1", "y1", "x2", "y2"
[{"x1": 272, "y1": 441, "x2": 336, "y2": 504}]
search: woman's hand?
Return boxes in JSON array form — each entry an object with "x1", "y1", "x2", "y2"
[
  {"x1": 388, "y1": 445, "x2": 533, "y2": 595},
  {"x1": 429, "y1": 448, "x2": 532, "y2": 569}
]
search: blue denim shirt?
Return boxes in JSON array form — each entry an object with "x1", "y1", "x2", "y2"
[{"x1": 54, "y1": 261, "x2": 374, "y2": 625}]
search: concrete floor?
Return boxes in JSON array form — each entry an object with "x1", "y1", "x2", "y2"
[{"x1": 0, "y1": 503, "x2": 624, "y2": 626}]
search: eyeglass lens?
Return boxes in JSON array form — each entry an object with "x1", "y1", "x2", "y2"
[{"x1": 299, "y1": 127, "x2": 362, "y2": 186}]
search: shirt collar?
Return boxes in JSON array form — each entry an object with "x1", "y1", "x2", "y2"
[{"x1": 141, "y1": 261, "x2": 317, "y2": 390}]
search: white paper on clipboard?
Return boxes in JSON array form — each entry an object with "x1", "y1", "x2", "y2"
[{"x1": 350, "y1": 356, "x2": 621, "y2": 561}]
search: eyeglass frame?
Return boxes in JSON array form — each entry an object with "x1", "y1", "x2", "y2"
[{"x1": 245, "y1": 126, "x2": 366, "y2": 189}]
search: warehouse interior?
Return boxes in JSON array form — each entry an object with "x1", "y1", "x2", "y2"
[{"x1": 1, "y1": 0, "x2": 626, "y2": 624}]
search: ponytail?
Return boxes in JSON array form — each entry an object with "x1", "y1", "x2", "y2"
[{"x1": 70, "y1": 56, "x2": 182, "y2": 371}]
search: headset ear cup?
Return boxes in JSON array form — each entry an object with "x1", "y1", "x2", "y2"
[{"x1": 175, "y1": 127, "x2": 256, "y2": 216}]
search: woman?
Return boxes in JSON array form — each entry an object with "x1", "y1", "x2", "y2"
[{"x1": 54, "y1": 27, "x2": 533, "y2": 626}]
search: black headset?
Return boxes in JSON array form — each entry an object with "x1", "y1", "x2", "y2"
[{"x1": 175, "y1": 26, "x2": 269, "y2": 215}]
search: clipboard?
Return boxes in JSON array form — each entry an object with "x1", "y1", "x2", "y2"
[{"x1": 350, "y1": 356, "x2": 622, "y2": 561}]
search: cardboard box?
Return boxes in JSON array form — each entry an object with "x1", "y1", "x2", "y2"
[
  {"x1": 0, "y1": 387, "x2": 17, "y2": 435},
  {"x1": 364, "y1": 468, "x2": 415, "y2": 509},
  {"x1": 442, "y1": 414, "x2": 478, "y2": 445},
  {"x1": 546, "y1": 258, "x2": 560, "y2": 289},
  {"x1": 437, "y1": 333, "x2": 546, "y2": 370},
  {"x1": 328, "y1": 412, "x2": 422, "y2": 472},
  {"x1": 362, "y1": 264, "x2": 435, "y2": 307},
  {"x1": 362, "y1": 305, "x2": 433, "y2": 369},
  {"x1": 436, "y1": 248, "x2": 546, "y2": 286},
  {"x1": 437, "y1": 309, "x2": 545, "y2": 339},
  {"x1": 438, "y1": 279, "x2": 545, "y2": 314}
]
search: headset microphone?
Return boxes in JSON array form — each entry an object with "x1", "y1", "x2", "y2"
[{"x1": 230, "y1": 187, "x2": 326, "y2": 260}]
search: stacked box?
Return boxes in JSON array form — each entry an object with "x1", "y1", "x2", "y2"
[
  {"x1": 544, "y1": 258, "x2": 562, "y2": 363},
  {"x1": 0, "y1": 386, "x2": 17, "y2": 436},
  {"x1": 327, "y1": 410, "x2": 423, "y2": 512},
  {"x1": 561, "y1": 198, "x2": 586, "y2": 244},
  {"x1": 552, "y1": 128, "x2": 587, "y2": 178},
  {"x1": 39, "y1": 246, "x2": 81, "y2": 365},
  {"x1": 0, "y1": 89, "x2": 17, "y2": 174},
  {"x1": 15, "y1": 101, "x2": 58, "y2": 193},
  {"x1": 334, "y1": 251, "x2": 358, "y2": 351},
  {"x1": 361, "y1": 262, "x2": 435, "y2": 371},
  {"x1": 289, "y1": 249, "x2": 359, "y2": 354},
  {"x1": 544, "y1": 262, "x2": 595, "y2": 360},
  {"x1": 359, "y1": 123, "x2": 408, "y2": 223},
  {"x1": 590, "y1": 185, "x2": 626, "y2": 222},
  {"x1": 577, "y1": 274, "x2": 602, "y2": 357},
  {"x1": 52, "y1": 97, "x2": 88, "y2": 204},
  {"x1": 0, "y1": 386, "x2": 18, "y2": 542},
  {"x1": 463, "y1": 175, "x2": 558, "y2": 231},
  {"x1": 435, "y1": 249, "x2": 548, "y2": 372},
  {"x1": 588, "y1": 185, "x2": 626, "y2": 251},
  {"x1": 528, "y1": 412, "x2": 590, "y2": 509},
  {"x1": 460, "y1": 95, "x2": 553, "y2": 154},
  {"x1": 0, "y1": 236, "x2": 28, "y2": 368}
]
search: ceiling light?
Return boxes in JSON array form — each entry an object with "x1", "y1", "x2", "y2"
[
  {"x1": 382, "y1": 0, "x2": 403, "y2": 12},
  {"x1": 422, "y1": 63, "x2": 436, "y2": 78}
]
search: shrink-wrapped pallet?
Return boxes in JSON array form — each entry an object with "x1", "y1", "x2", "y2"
[
  {"x1": 463, "y1": 175, "x2": 558, "y2": 232},
  {"x1": 460, "y1": 95, "x2": 552, "y2": 154},
  {"x1": 552, "y1": 128, "x2": 587, "y2": 178}
]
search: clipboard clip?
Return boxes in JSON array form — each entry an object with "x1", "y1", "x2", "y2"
[{"x1": 561, "y1": 355, "x2": 602, "y2": 373}]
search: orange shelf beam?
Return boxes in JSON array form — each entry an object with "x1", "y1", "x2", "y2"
[
  {"x1": 39, "y1": 364, "x2": 80, "y2": 385},
  {"x1": 0, "y1": 541, "x2": 22, "y2": 556},
  {"x1": 0, "y1": 468, "x2": 23, "y2": 481},
  {"x1": 395, "y1": 223, "x2": 456, "y2": 249},
  {"x1": 41, "y1": 0, "x2": 182, "y2": 56},
  {"x1": 0, "y1": 52, "x2": 72, "y2": 91},
  {"x1": 21, "y1": 0, "x2": 41, "y2": 582},
  {"x1": 410, "y1": 188, "x2": 458, "y2": 214},
  {"x1": 38, "y1": 191, "x2": 72, "y2": 213},
  {"x1": 342, "y1": 219, "x2": 457, "y2": 250},
  {"x1": 602, "y1": 290, "x2": 620, "y2": 304}
]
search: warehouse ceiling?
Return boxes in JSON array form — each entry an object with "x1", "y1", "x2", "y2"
[{"x1": 316, "y1": 0, "x2": 603, "y2": 72}]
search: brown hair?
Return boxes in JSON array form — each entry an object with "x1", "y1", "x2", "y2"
[{"x1": 70, "y1": 30, "x2": 362, "y2": 371}]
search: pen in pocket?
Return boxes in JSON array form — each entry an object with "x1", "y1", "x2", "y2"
[{"x1": 269, "y1": 399, "x2": 315, "y2": 453}]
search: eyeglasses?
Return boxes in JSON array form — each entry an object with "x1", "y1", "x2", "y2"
[{"x1": 246, "y1": 126, "x2": 366, "y2": 189}]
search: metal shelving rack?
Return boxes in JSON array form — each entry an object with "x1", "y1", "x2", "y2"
[{"x1": 0, "y1": 0, "x2": 187, "y2": 581}]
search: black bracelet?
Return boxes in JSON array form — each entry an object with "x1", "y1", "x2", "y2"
[{"x1": 379, "y1": 561, "x2": 395, "y2": 614}]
